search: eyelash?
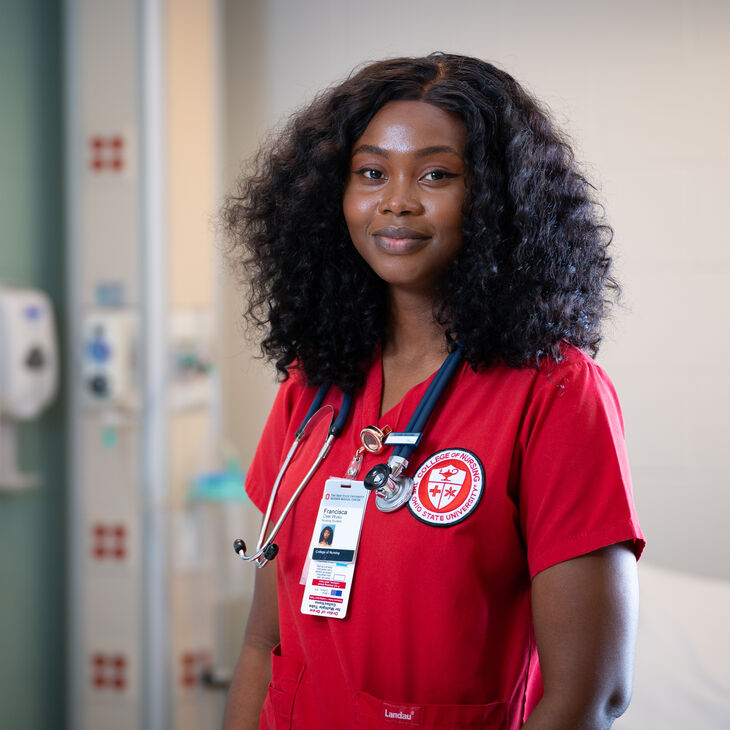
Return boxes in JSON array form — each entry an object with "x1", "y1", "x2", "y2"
[
  {"x1": 354, "y1": 167, "x2": 458, "y2": 182},
  {"x1": 423, "y1": 169, "x2": 456, "y2": 181},
  {"x1": 356, "y1": 168, "x2": 384, "y2": 180}
]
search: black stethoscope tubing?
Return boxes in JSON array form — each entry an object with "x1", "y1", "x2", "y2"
[
  {"x1": 392, "y1": 344, "x2": 463, "y2": 460},
  {"x1": 298, "y1": 385, "x2": 352, "y2": 439}
]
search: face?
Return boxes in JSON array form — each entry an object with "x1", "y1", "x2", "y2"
[{"x1": 342, "y1": 100, "x2": 467, "y2": 295}]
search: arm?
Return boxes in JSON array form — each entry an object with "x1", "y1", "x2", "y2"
[
  {"x1": 223, "y1": 563, "x2": 280, "y2": 730},
  {"x1": 522, "y1": 542, "x2": 639, "y2": 730}
]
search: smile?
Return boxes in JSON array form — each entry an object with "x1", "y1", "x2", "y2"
[{"x1": 371, "y1": 226, "x2": 430, "y2": 254}]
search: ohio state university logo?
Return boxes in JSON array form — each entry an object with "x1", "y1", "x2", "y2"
[{"x1": 408, "y1": 448, "x2": 484, "y2": 526}]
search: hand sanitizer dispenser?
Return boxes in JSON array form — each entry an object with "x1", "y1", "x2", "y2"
[{"x1": 0, "y1": 286, "x2": 59, "y2": 490}]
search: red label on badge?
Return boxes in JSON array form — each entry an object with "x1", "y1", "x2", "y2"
[{"x1": 408, "y1": 449, "x2": 484, "y2": 526}]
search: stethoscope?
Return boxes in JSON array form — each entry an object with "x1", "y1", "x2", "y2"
[{"x1": 234, "y1": 346, "x2": 463, "y2": 568}]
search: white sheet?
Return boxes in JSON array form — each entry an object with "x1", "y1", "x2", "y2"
[{"x1": 614, "y1": 563, "x2": 730, "y2": 729}]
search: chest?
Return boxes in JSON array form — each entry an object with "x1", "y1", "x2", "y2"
[{"x1": 271, "y1": 371, "x2": 533, "y2": 607}]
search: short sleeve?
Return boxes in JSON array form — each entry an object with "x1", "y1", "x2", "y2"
[
  {"x1": 245, "y1": 375, "x2": 303, "y2": 513},
  {"x1": 518, "y1": 355, "x2": 645, "y2": 578}
]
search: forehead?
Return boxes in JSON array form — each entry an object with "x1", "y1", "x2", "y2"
[{"x1": 353, "y1": 100, "x2": 466, "y2": 154}]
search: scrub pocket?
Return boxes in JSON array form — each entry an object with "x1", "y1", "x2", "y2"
[
  {"x1": 354, "y1": 690, "x2": 508, "y2": 729},
  {"x1": 259, "y1": 643, "x2": 305, "y2": 730}
]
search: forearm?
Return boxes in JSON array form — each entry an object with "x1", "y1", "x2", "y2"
[{"x1": 223, "y1": 635, "x2": 273, "y2": 730}]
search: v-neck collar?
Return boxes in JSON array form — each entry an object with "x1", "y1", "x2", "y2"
[{"x1": 361, "y1": 344, "x2": 445, "y2": 429}]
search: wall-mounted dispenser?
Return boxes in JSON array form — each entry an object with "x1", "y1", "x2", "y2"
[{"x1": 0, "y1": 285, "x2": 59, "y2": 490}]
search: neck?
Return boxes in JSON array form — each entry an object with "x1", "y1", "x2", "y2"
[{"x1": 382, "y1": 287, "x2": 448, "y2": 362}]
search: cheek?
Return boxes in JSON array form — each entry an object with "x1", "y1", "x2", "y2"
[
  {"x1": 342, "y1": 189, "x2": 369, "y2": 234},
  {"x1": 427, "y1": 195, "x2": 465, "y2": 266},
  {"x1": 428, "y1": 196, "x2": 464, "y2": 236},
  {"x1": 342, "y1": 193, "x2": 371, "y2": 262}
]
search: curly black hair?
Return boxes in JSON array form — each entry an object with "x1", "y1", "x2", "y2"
[{"x1": 223, "y1": 53, "x2": 618, "y2": 392}]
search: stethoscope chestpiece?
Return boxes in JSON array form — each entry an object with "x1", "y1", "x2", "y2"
[
  {"x1": 363, "y1": 458, "x2": 414, "y2": 513},
  {"x1": 363, "y1": 463, "x2": 391, "y2": 492}
]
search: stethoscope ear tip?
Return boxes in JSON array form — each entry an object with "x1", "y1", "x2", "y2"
[
  {"x1": 233, "y1": 537, "x2": 278, "y2": 565},
  {"x1": 233, "y1": 538, "x2": 246, "y2": 557}
]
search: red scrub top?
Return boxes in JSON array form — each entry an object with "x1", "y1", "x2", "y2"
[{"x1": 245, "y1": 345, "x2": 644, "y2": 730}]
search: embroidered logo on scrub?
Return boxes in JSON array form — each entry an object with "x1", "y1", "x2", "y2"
[
  {"x1": 382, "y1": 701, "x2": 420, "y2": 724},
  {"x1": 408, "y1": 448, "x2": 484, "y2": 526}
]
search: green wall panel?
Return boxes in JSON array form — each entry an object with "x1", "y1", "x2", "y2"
[{"x1": 0, "y1": 0, "x2": 66, "y2": 728}]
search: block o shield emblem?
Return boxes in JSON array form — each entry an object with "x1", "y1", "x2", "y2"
[{"x1": 408, "y1": 448, "x2": 484, "y2": 526}]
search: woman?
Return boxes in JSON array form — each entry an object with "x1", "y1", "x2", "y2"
[
  {"x1": 223, "y1": 53, "x2": 644, "y2": 730},
  {"x1": 318, "y1": 526, "x2": 334, "y2": 547}
]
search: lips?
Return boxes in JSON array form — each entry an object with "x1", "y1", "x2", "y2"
[
  {"x1": 371, "y1": 226, "x2": 430, "y2": 254},
  {"x1": 372, "y1": 226, "x2": 428, "y2": 239}
]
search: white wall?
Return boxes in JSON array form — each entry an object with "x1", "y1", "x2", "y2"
[{"x1": 222, "y1": 0, "x2": 730, "y2": 579}]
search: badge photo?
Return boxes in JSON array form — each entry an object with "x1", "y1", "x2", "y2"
[{"x1": 408, "y1": 448, "x2": 484, "y2": 526}]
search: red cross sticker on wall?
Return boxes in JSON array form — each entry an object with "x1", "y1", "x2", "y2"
[
  {"x1": 91, "y1": 522, "x2": 127, "y2": 561},
  {"x1": 90, "y1": 652, "x2": 128, "y2": 691},
  {"x1": 88, "y1": 135, "x2": 125, "y2": 172}
]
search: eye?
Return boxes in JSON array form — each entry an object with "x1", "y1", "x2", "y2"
[
  {"x1": 355, "y1": 167, "x2": 385, "y2": 180},
  {"x1": 421, "y1": 169, "x2": 457, "y2": 182}
]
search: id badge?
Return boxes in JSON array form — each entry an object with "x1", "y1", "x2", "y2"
[{"x1": 300, "y1": 477, "x2": 370, "y2": 619}]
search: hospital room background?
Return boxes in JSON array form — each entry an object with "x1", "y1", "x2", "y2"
[{"x1": 0, "y1": 0, "x2": 727, "y2": 728}]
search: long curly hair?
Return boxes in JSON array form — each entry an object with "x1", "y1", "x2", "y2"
[{"x1": 223, "y1": 53, "x2": 618, "y2": 392}]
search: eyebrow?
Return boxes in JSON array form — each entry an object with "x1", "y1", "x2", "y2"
[{"x1": 351, "y1": 144, "x2": 461, "y2": 159}]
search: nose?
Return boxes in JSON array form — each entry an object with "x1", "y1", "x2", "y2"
[{"x1": 377, "y1": 177, "x2": 423, "y2": 216}]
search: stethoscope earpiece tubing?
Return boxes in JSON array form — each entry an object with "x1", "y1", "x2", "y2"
[
  {"x1": 299, "y1": 385, "x2": 352, "y2": 438},
  {"x1": 393, "y1": 346, "x2": 463, "y2": 460},
  {"x1": 296, "y1": 382, "x2": 331, "y2": 437},
  {"x1": 331, "y1": 392, "x2": 353, "y2": 436}
]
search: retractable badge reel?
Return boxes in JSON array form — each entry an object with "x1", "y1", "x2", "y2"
[
  {"x1": 347, "y1": 425, "x2": 413, "y2": 511},
  {"x1": 345, "y1": 424, "x2": 391, "y2": 478}
]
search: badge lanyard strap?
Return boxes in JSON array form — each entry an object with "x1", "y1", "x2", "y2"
[{"x1": 392, "y1": 346, "x2": 463, "y2": 461}]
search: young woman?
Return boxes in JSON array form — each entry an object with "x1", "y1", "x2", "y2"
[
  {"x1": 223, "y1": 53, "x2": 644, "y2": 730},
  {"x1": 318, "y1": 526, "x2": 334, "y2": 547}
]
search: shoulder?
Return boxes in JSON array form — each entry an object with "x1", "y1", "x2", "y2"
[
  {"x1": 275, "y1": 365, "x2": 311, "y2": 403},
  {"x1": 467, "y1": 342, "x2": 615, "y2": 398},
  {"x1": 532, "y1": 343, "x2": 618, "y2": 403},
  {"x1": 538, "y1": 341, "x2": 608, "y2": 378},
  {"x1": 519, "y1": 343, "x2": 626, "y2": 444},
  {"x1": 466, "y1": 343, "x2": 624, "y2": 436},
  {"x1": 261, "y1": 365, "x2": 322, "y2": 441},
  {"x1": 245, "y1": 366, "x2": 319, "y2": 511}
]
